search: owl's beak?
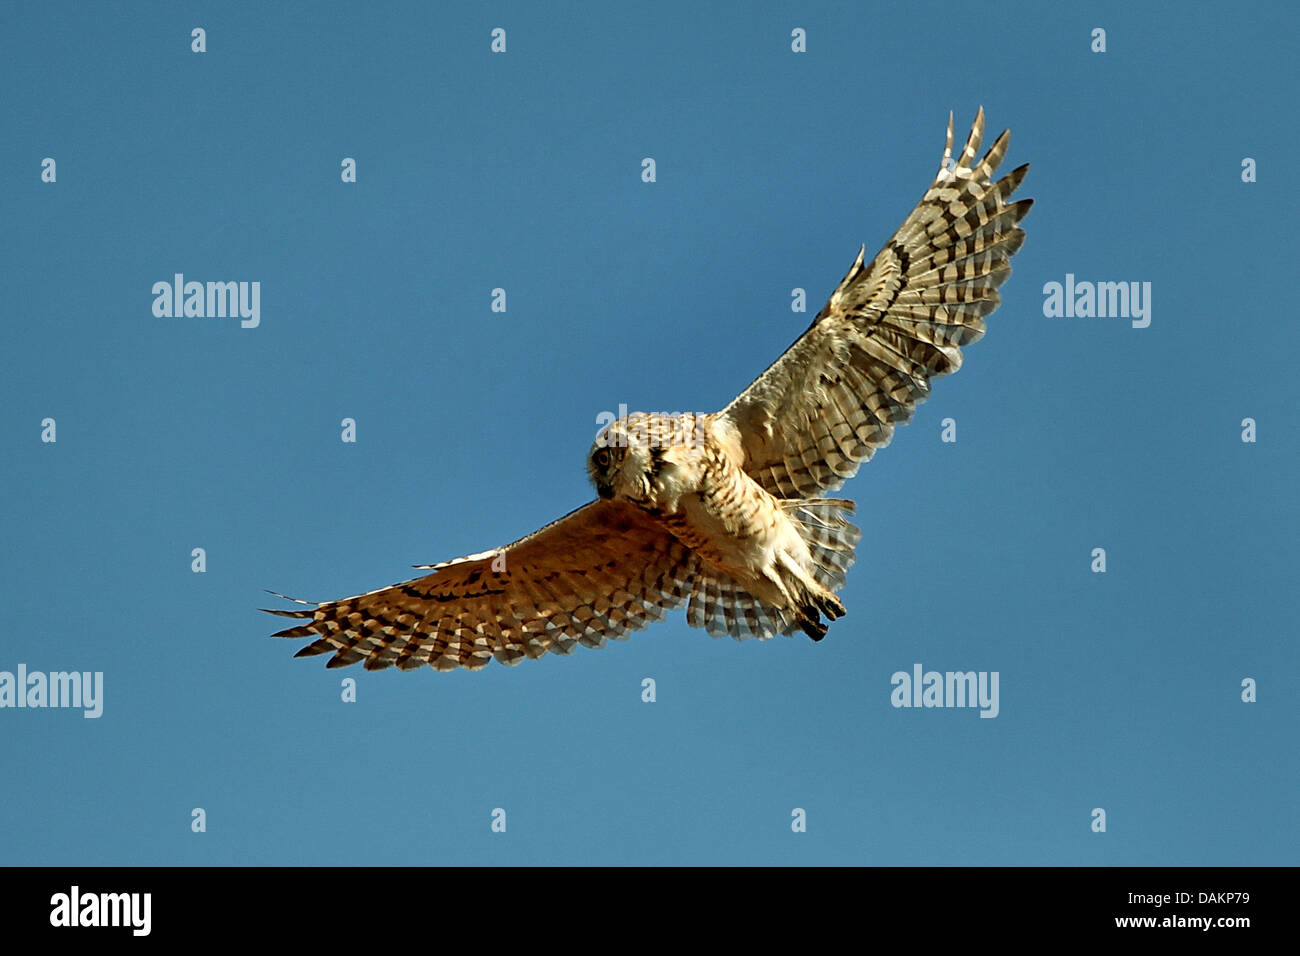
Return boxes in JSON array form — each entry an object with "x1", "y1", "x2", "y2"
[{"x1": 595, "y1": 481, "x2": 614, "y2": 500}]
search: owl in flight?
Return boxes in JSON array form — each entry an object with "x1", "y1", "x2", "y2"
[{"x1": 266, "y1": 109, "x2": 1031, "y2": 672}]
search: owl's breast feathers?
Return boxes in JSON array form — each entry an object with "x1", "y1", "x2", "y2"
[{"x1": 629, "y1": 413, "x2": 796, "y2": 580}]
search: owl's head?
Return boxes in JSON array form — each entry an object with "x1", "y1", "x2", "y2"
[{"x1": 588, "y1": 414, "x2": 662, "y2": 502}]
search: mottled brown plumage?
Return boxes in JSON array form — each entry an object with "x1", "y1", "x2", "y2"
[{"x1": 266, "y1": 108, "x2": 1031, "y2": 671}]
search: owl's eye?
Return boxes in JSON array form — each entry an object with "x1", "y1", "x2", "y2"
[{"x1": 594, "y1": 448, "x2": 611, "y2": 468}]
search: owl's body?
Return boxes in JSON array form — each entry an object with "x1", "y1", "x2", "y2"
[
  {"x1": 265, "y1": 109, "x2": 1031, "y2": 672},
  {"x1": 591, "y1": 411, "x2": 849, "y2": 640}
]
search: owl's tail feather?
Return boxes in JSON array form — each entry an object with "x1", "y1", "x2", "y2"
[
  {"x1": 782, "y1": 497, "x2": 861, "y2": 593},
  {"x1": 684, "y1": 566, "x2": 790, "y2": 641}
]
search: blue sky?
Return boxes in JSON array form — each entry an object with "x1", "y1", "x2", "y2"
[{"x1": 1, "y1": 0, "x2": 1295, "y2": 865}]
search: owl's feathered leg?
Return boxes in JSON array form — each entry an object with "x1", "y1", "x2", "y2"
[{"x1": 775, "y1": 498, "x2": 857, "y2": 640}]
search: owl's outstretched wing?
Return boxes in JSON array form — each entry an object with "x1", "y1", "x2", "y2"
[
  {"x1": 716, "y1": 108, "x2": 1031, "y2": 498},
  {"x1": 264, "y1": 499, "x2": 693, "y2": 672}
]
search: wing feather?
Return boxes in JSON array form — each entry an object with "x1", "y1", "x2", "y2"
[
  {"x1": 717, "y1": 108, "x2": 1031, "y2": 497},
  {"x1": 265, "y1": 499, "x2": 692, "y2": 672}
]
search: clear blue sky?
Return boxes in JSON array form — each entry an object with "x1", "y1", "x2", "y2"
[{"x1": 2, "y1": 0, "x2": 1295, "y2": 865}]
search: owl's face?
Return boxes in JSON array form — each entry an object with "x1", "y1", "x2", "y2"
[
  {"x1": 589, "y1": 416, "x2": 662, "y2": 502},
  {"x1": 588, "y1": 434, "x2": 655, "y2": 501}
]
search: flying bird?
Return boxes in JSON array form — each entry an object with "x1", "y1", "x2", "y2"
[{"x1": 265, "y1": 109, "x2": 1031, "y2": 672}]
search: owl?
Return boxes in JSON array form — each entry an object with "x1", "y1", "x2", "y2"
[{"x1": 265, "y1": 108, "x2": 1031, "y2": 672}]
